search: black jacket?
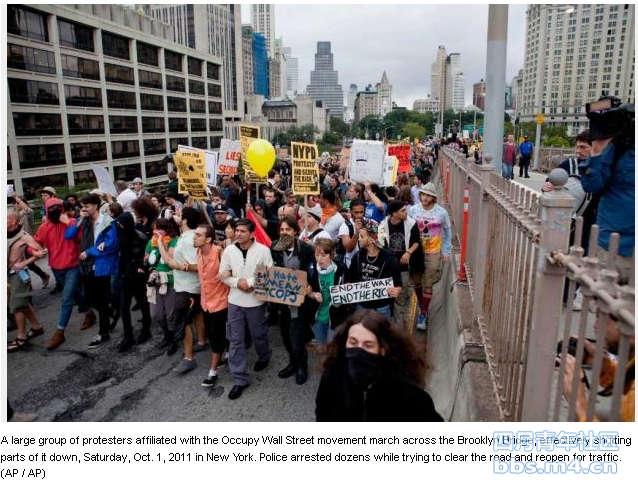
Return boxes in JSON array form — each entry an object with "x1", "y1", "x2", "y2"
[
  {"x1": 316, "y1": 364, "x2": 443, "y2": 422},
  {"x1": 270, "y1": 239, "x2": 315, "y2": 320}
]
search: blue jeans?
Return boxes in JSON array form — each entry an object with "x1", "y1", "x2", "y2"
[
  {"x1": 52, "y1": 266, "x2": 88, "y2": 330},
  {"x1": 355, "y1": 304, "x2": 392, "y2": 319},
  {"x1": 502, "y1": 163, "x2": 514, "y2": 180}
]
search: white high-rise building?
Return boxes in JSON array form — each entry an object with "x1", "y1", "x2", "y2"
[
  {"x1": 520, "y1": 4, "x2": 635, "y2": 135},
  {"x1": 431, "y1": 45, "x2": 447, "y2": 108},
  {"x1": 345, "y1": 84, "x2": 358, "y2": 123},
  {"x1": 284, "y1": 46, "x2": 299, "y2": 99},
  {"x1": 251, "y1": 4, "x2": 275, "y2": 58},
  {"x1": 376, "y1": 71, "x2": 393, "y2": 117},
  {"x1": 446, "y1": 53, "x2": 465, "y2": 111}
]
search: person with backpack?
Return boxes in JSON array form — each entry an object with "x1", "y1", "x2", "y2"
[
  {"x1": 518, "y1": 135, "x2": 534, "y2": 178},
  {"x1": 299, "y1": 206, "x2": 331, "y2": 245},
  {"x1": 277, "y1": 188, "x2": 306, "y2": 230}
]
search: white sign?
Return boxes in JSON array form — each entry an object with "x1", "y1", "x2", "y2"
[
  {"x1": 90, "y1": 163, "x2": 117, "y2": 196},
  {"x1": 178, "y1": 145, "x2": 219, "y2": 186},
  {"x1": 218, "y1": 139, "x2": 240, "y2": 177},
  {"x1": 329, "y1": 278, "x2": 394, "y2": 305},
  {"x1": 7, "y1": 184, "x2": 15, "y2": 197},
  {"x1": 348, "y1": 140, "x2": 385, "y2": 184},
  {"x1": 382, "y1": 155, "x2": 398, "y2": 187}
]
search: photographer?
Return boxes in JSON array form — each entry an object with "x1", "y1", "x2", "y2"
[{"x1": 579, "y1": 99, "x2": 634, "y2": 285}]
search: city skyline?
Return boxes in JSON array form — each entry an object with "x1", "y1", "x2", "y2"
[{"x1": 242, "y1": 4, "x2": 528, "y2": 108}]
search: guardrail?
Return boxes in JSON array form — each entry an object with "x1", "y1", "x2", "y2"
[{"x1": 437, "y1": 147, "x2": 634, "y2": 422}]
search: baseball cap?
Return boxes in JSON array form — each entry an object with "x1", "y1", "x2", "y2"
[
  {"x1": 40, "y1": 186, "x2": 56, "y2": 196},
  {"x1": 213, "y1": 204, "x2": 228, "y2": 213},
  {"x1": 132, "y1": 177, "x2": 143, "y2": 184},
  {"x1": 284, "y1": 188, "x2": 295, "y2": 196}
]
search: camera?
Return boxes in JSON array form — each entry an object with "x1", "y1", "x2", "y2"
[{"x1": 585, "y1": 95, "x2": 635, "y2": 150}]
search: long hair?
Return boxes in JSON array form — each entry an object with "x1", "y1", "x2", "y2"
[{"x1": 323, "y1": 310, "x2": 427, "y2": 387}]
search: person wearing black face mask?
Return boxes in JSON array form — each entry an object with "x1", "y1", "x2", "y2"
[{"x1": 315, "y1": 310, "x2": 443, "y2": 422}]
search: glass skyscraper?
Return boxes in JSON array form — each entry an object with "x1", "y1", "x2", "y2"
[{"x1": 306, "y1": 41, "x2": 344, "y2": 119}]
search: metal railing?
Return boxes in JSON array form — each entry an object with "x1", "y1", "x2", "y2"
[{"x1": 437, "y1": 147, "x2": 635, "y2": 422}]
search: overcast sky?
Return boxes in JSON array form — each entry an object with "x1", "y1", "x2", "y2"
[{"x1": 241, "y1": 3, "x2": 528, "y2": 108}]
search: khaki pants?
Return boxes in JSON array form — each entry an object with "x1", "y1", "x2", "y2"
[{"x1": 392, "y1": 271, "x2": 417, "y2": 333}]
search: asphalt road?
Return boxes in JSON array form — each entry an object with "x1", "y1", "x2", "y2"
[{"x1": 7, "y1": 275, "x2": 324, "y2": 422}]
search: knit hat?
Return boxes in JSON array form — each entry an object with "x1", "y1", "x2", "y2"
[{"x1": 132, "y1": 177, "x2": 143, "y2": 184}]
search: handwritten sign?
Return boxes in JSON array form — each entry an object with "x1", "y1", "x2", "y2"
[
  {"x1": 291, "y1": 142, "x2": 320, "y2": 195},
  {"x1": 90, "y1": 163, "x2": 117, "y2": 196},
  {"x1": 218, "y1": 139, "x2": 240, "y2": 177},
  {"x1": 178, "y1": 145, "x2": 219, "y2": 186},
  {"x1": 388, "y1": 145, "x2": 411, "y2": 173},
  {"x1": 349, "y1": 140, "x2": 385, "y2": 184},
  {"x1": 254, "y1": 265, "x2": 308, "y2": 307},
  {"x1": 174, "y1": 150, "x2": 208, "y2": 200},
  {"x1": 339, "y1": 147, "x2": 351, "y2": 173},
  {"x1": 240, "y1": 124, "x2": 266, "y2": 184},
  {"x1": 329, "y1": 278, "x2": 393, "y2": 305}
]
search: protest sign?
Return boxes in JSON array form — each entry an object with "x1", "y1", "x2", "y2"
[
  {"x1": 174, "y1": 150, "x2": 208, "y2": 199},
  {"x1": 178, "y1": 145, "x2": 219, "y2": 186},
  {"x1": 388, "y1": 144, "x2": 411, "y2": 173},
  {"x1": 90, "y1": 163, "x2": 117, "y2": 196},
  {"x1": 240, "y1": 124, "x2": 267, "y2": 184},
  {"x1": 329, "y1": 278, "x2": 393, "y2": 305},
  {"x1": 291, "y1": 142, "x2": 320, "y2": 195},
  {"x1": 382, "y1": 156, "x2": 399, "y2": 187},
  {"x1": 339, "y1": 147, "x2": 351, "y2": 172},
  {"x1": 254, "y1": 265, "x2": 308, "y2": 307},
  {"x1": 218, "y1": 139, "x2": 241, "y2": 177},
  {"x1": 348, "y1": 140, "x2": 385, "y2": 184}
]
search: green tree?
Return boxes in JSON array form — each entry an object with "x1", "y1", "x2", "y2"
[
  {"x1": 321, "y1": 130, "x2": 342, "y2": 146},
  {"x1": 329, "y1": 116, "x2": 351, "y2": 137},
  {"x1": 544, "y1": 136, "x2": 571, "y2": 147},
  {"x1": 402, "y1": 122, "x2": 426, "y2": 140}
]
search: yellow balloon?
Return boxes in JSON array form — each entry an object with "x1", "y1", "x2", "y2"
[{"x1": 246, "y1": 139, "x2": 276, "y2": 178}]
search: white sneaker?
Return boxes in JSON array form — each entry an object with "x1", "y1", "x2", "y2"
[{"x1": 572, "y1": 290, "x2": 583, "y2": 311}]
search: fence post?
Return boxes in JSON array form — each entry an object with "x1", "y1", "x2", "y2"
[
  {"x1": 472, "y1": 154, "x2": 495, "y2": 318},
  {"x1": 520, "y1": 169, "x2": 574, "y2": 421},
  {"x1": 458, "y1": 185, "x2": 470, "y2": 282}
]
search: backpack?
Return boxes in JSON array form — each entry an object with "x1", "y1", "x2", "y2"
[
  {"x1": 335, "y1": 219, "x2": 354, "y2": 262},
  {"x1": 564, "y1": 157, "x2": 591, "y2": 218}
]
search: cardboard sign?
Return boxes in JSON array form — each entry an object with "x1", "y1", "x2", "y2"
[
  {"x1": 178, "y1": 145, "x2": 219, "y2": 186},
  {"x1": 240, "y1": 124, "x2": 266, "y2": 184},
  {"x1": 339, "y1": 147, "x2": 351, "y2": 172},
  {"x1": 349, "y1": 140, "x2": 385, "y2": 184},
  {"x1": 388, "y1": 145, "x2": 411, "y2": 173},
  {"x1": 218, "y1": 139, "x2": 241, "y2": 177},
  {"x1": 90, "y1": 163, "x2": 117, "y2": 196},
  {"x1": 174, "y1": 150, "x2": 208, "y2": 200},
  {"x1": 329, "y1": 278, "x2": 394, "y2": 305},
  {"x1": 291, "y1": 142, "x2": 320, "y2": 195},
  {"x1": 254, "y1": 265, "x2": 308, "y2": 307},
  {"x1": 382, "y1": 156, "x2": 399, "y2": 187}
]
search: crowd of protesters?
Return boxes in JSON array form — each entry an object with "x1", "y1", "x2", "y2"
[{"x1": 7, "y1": 138, "x2": 453, "y2": 421}]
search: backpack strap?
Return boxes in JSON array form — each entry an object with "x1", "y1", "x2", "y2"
[{"x1": 568, "y1": 157, "x2": 580, "y2": 178}]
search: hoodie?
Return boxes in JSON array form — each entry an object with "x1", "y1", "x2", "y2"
[{"x1": 34, "y1": 198, "x2": 81, "y2": 270}]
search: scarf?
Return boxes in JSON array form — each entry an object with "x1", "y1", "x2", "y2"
[
  {"x1": 321, "y1": 206, "x2": 337, "y2": 225},
  {"x1": 317, "y1": 261, "x2": 336, "y2": 276}
]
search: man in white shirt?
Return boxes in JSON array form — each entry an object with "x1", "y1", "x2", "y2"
[
  {"x1": 113, "y1": 180, "x2": 137, "y2": 215},
  {"x1": 219, "y1": 218, "x2": 274, "y2": 400}
]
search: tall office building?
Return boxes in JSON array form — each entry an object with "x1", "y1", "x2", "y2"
[
  {"x1": 283, "y1": 46, "x2": 299, "y2": 99},
  {"x1": 520, "y1": 4, "x2": 635, "y2": 134},
  {"x1": 7, "y1": 4, "x2": 223, "y2": 197},
  {"x1": 251, "y1": 4, "x2": 275, "y2": 58},
  {"x1": 242, "y1": 26, "x2": 255, "y2": 96},
  {"x1": 473, "y1": 79, "x2": 486, "y2": 110},
  {"x1": 345, "y1": 84, "x2": 358, "y2": 123},
  {"x1": 306, "y1": 41, "x2": 344, "y2": 119},
  {"x1": 376, "y1": 71, "x2": 393, "y2": 117},
  {"x1": 431, "y1": 45, "x2": 448, "y2": 108},
  {"x1": 445, "y1": 53, "x2": 465, "y2": 111},
  {"x1": 148, "y1": 4, "x2": 244, "y2": 134},
  {"x1": 271, "y1": 38, "x2": 286, "y2": 99}
]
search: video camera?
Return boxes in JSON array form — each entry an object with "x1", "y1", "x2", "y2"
[{"x1": 585, "y1": 96, "x2": 635, "y2": 150}]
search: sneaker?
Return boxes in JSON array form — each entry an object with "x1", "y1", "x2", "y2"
[
  {"x1": 174, "y1": 358, "x2": 197, "y2": 374},
  {"x1": 416, "y1": 313, "x2": 428, "y2": 331},
  {"x1": 572, "y1": 290, "x2": 583, "y2": 311},
  {"x1": 88, "y1": 334, "x2": 110, "y2": 349},
  {"x1": 201, "y1": 374, "x2": 218, "y2": 387}
]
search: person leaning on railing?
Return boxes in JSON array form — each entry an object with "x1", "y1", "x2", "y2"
[{"x1": 557, "y1": 311, "x2": 635, "y2": 422}]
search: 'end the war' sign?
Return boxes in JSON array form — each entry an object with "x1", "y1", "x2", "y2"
[
  {"x1": 254, "y1": 265, "x2": 308, "y2": 307},
  {"x1": 329, "y1": 278, "x2": 393, "y2": 305}
]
